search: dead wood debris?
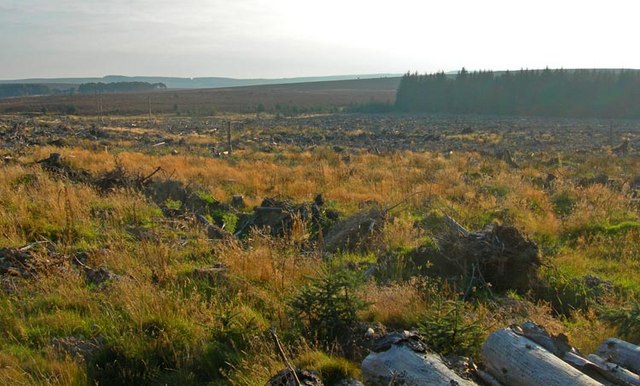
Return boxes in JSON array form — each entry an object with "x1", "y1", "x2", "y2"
[{"x1": 413, "y1": 220, "x2": 540, "y2": 294}]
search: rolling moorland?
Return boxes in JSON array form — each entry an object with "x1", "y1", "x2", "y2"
[
  {"x1": 0, "y1": 75, "x2": 402, "y2": 100},
  {"x1": 0, "y1": 77, "x2": 401, "y2": 116},
  {"x1": 0, "y1": 72, "x2": 639, "y2": 385}
]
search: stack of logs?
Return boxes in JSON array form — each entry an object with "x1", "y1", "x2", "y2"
[
  {"x1": 361, "y1": 321, "x2": 640, "y2": 386},
  {"x1": 481, "y1": 323, "x2": 640, "y2": 386}
]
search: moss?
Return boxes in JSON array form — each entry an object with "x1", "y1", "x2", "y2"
[
  {"x1": 194, "y1": 190, "x2": 218, "y2": 206},
  {"x1": 295, "y1": 351, "x2": 360, "y2": 385},
  {"x1": 163, "y1": 198, "x2": 182, "y2": 210}
]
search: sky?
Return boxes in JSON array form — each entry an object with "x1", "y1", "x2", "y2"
[{"x1": 1, "y1": 0, "x2": 639, "y2": 79}]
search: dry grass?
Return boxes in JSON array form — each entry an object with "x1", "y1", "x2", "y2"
[
  {"x1": 362, "y1": 281, "x2": 426, "y2": 328},
  {"x1": 0, "y1": 124, "x2": 639, "y2": 384}
]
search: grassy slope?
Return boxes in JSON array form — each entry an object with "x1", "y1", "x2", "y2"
[{"x1": 0, "y1": 117, "x2": 638, "y2": 384}]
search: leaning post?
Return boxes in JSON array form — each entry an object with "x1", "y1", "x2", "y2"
[{"x1": 227, "y1": 121, "x2": 232, "y2": 155}]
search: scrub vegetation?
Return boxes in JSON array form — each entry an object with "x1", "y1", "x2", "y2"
[{"x1": 0, "y1": 102, "x2": 638, "y2": 385}]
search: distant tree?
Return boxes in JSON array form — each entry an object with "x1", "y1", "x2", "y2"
[
  {"x1": 394, "y1": 68, "x2": 640, "y2": 119},
  {"x1": 77, "y1": 82, "x2": 167, "y2": 95},
  {"x1": 0, "y1": 84, "x2": 51, "y2": 99}
]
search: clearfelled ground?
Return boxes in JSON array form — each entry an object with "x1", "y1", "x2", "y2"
[{"x1": 0, "y1": 113, "x2": 638, "y2": 385}]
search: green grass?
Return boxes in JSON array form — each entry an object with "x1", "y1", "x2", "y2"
[{"x1": 1, "y1": 127, "x2": 640, "y2": 384}]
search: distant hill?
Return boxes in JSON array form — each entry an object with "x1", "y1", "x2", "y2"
[
  {"x1": 0, "y1": 76, "x2": 401, "y2": 115},
  {"x1": 0, "y1": 74, "x2": 402, "y2": 90}
]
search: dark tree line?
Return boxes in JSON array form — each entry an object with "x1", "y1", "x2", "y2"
[
  {"x1": 78, "y1": 82, "x2": 166, "y2": 94},
  {"x1": 0, "y1": 84, "x2": 51, "y2": 99},
  {"x1": 395, "y1": 68, "x2": 640, "y2": 118}
]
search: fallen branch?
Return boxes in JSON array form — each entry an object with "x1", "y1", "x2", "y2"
[
  {"x1": 270, "y1": 329, "x2": 301, "y2": 386},
  {"x1": 141, "y1": 166, "x2": 162, "y2": 184}
]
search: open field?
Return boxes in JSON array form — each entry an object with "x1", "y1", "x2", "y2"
[
  {"x1": 2, "y1": 112, "x2": 639, "y2": 155},
  {"x1": 0, "y1": 111, "x2": 639, "y2": 385},
  {"x1": 0, "y1": 77, "x2": 401, "y2": 116}
]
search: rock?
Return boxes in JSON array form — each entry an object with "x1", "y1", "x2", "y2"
[
  {"x1": 612, "y1": 139, "x2": 630, "y2": 156},
  {"x1": 84, "y1": 266, "x2": 119, "y2": 287},
  {"x1": 93, "y1": 164, "x2": 147, "y2": 194},
  {"x1": 572, "y1": 275, "x2": 613, "y2": 302},
  {"x1": 0, "y1": 247, "x2": 36, "y2": 277},
  {"x1": 231, "y1": 194, "x2": 246, "y2": 209},
  {"x1": 48, "y1": 138, "x2": 66, "y2": 147},
  {"x1": 333, "y1": 379, "x2": 364, "y2": 386},
  {"x1": 145, "y1": 179, "x2": 221, "y2": 217},
  {"x1": 185, "y1": 263, "x2": 227, "y2": 285},
  {"x1": 265, "y1": 368, "x2": 324, "y2": 386},
  {"x1": 196, "y1": 214, "x2": 231, "y2": 240},
  {"x1": 0, "y1": 277, "x2": 17, "y2": 293},
  {"x1": 370, "y1": 331, "x2": 426, "y2": 353},
  {"x1": 235, "y1": 195, "x2": 329, "y2": 238},
  {"x1": 342, "y1": 322, "x2": 387, "y2": 361},
  {"x1": 495, "y1": 148, "x2": 519, "y2": 168},
  {"x1": 323, "y1": 208, "x2": 387, "y2": 253},
  {"x1": 445, "y1": 355, "x2": 480, "y2": 383},
  {"x1": 52, "y1": 336, "x2": 101, "y2": 362},
  {"x1": 578, "y1": 174, "x2": 610, "y2": 187},
  {"x1": 37, "y1": 152, "x2": 63, "y2": 165},
  {"x1": 37, "y1": 153, "x2": 93, "y2": 184},
  {"x1": 0, "y1": 246, "x2": 63, "y2": 278},
  {"x1": 243, "y1": 197, "x2": 309, "y2": 237}
]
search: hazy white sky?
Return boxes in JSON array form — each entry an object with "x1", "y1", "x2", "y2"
[{"x1": 1, "y1": 0, "x2": 638, "y2": 79}]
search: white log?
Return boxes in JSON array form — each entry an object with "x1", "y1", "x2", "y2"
[
  {"x1": 595, "y1": 338, "x2": 640, "y2": 375},
  {"x1": 361, "y1": 345, "x2": 477, "y2": 386},
  {"x1": 561, "y1": 352, "x2": 613, "y2": 385},
  {"x1": 481, "y1": 328, "x2": 604, "y2": 386},
  {"x1": 587, "y1": 354, "x2": 640, "y2": 386}
]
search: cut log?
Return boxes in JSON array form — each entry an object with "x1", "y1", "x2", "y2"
[
  {"x1": 476, "y1": 368, "x2": 504, "y2": 386},
  {"x1": 361, "y1": 335, "x2": 477, "y2": 386},
  {"x1": 517, "y1": 321, "x2": 572, "y2": 356},
  {"x1": 561, "y1": 352, "x2": 617, "y2": 385},
  {"x1": 482, "y1": 328, "x2": 603, "y2": 386},
  {"x1": 587, "y1": 354, "x2": 640, "y2": 386},
  {"x1": 595, "y1": 338, "x2": 640, "y2": 375}
]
